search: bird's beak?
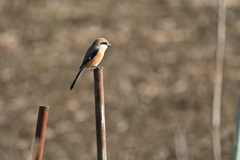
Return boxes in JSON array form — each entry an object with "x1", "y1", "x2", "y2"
[{"x1": 108, "y1": 43, "x2": 111, "y2": 47}]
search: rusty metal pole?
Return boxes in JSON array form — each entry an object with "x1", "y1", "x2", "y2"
[
  {"x1": 93, "y1": 68, "x2": 107, "y2": 160},
  {"x1": 34, "y1": 105, "x2": 49, "y2": 160}
]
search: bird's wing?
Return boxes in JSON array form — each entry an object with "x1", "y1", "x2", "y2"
[{"x1": 80, "y1": 47, "x2": 99, "y2": 68}]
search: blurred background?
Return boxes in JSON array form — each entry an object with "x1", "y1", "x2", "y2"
[{"x1": 0, "y1": 0, "x2": 240, "y2": 160}]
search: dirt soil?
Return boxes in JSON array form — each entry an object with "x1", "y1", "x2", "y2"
[{"x1": 0, "y1": 1, "x2": 240, "y2": 160}]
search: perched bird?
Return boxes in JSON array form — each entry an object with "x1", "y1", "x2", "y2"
[{"x1": 70, "y1": 38, "x2": 111, "y2": 90}]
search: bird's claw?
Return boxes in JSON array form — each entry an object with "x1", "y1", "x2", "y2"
[{"x1": 91, "y1": 66, "x2": 99, "y2": 71}]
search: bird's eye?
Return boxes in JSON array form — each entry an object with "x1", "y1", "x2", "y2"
[{"x1": 100, "y1": 42, "x2": 107, "y2": 45}]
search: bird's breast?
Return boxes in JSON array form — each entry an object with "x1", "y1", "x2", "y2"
[{"x1": 85, "y1": 51, "x2": 104, "y2": 68}]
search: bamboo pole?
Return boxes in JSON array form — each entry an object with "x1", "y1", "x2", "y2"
[{"x1": 212, "y1": 0, "x2": 226, "y2": 160}]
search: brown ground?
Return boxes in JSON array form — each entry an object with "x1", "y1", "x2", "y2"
[{"x1": 0, "y1": 1, "x2": 240, "y2": 160}]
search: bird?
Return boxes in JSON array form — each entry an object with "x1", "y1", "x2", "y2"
[{"x1": 70, "y1": 38, "x2": 111, "y2": 90}]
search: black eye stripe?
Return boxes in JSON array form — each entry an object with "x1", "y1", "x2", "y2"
[{"x1": 100, "y1": 42, "x2": 107, "y2": 45}]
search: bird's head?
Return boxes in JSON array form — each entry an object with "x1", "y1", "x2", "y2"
[{"x1": 95, "y1": 38, "x2": 111, "y2": 48}]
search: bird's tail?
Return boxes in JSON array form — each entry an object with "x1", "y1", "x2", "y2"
[{"x1": 70, "y1": 66, "x2": 85, "y2": 90}]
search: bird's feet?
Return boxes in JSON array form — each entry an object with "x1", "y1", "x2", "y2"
[{"x1": 91, "y1": 66, "x2": 99, "y2": 71}]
